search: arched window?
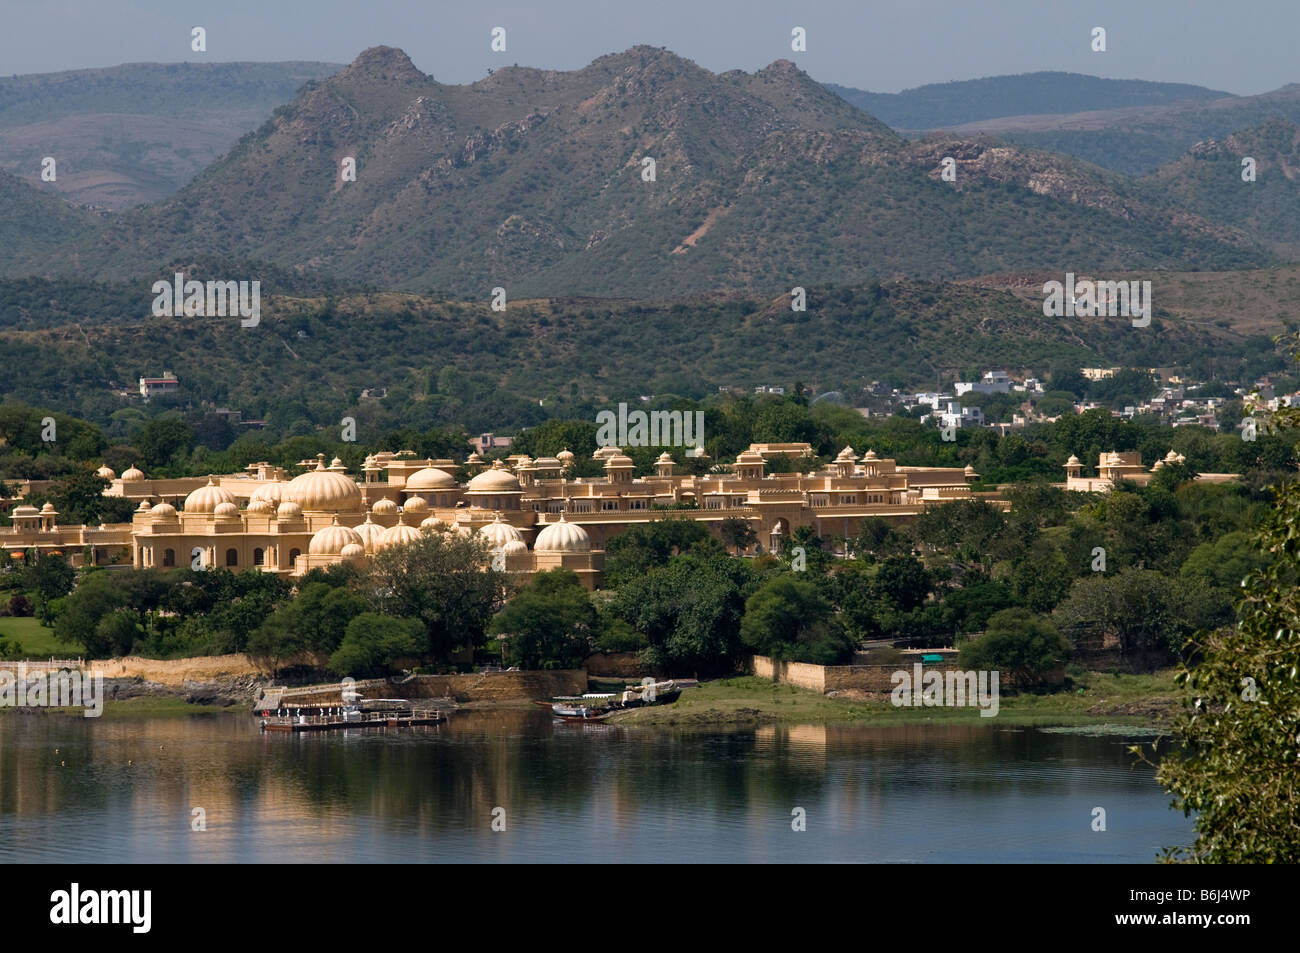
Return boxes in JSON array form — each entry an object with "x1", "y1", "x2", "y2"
[
  {"x1": 289, "y1": 548, "x2": 301, "y2": 567},
  {"x1": 225, "y1": 548, "x2": 238, "y2": 567},
  {"x1": 163, "y1": 548, "x2": 176, "y2": 567},
  {"x1": 253, "y1": 547, "x2": 265, "y2": 566}
]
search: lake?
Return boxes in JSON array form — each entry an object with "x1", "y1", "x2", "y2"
[{"x1": 0, "y1": 709, "x2": 1191, "y2": 863}]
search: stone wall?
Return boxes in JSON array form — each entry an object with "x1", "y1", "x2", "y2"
[
  {"x1": 27, "y1": 654, "x2": 266, "y2": 685},
  {"x1": 583, "y1": 652, "x2": 649, "y2": 678},
  {"x1": 751, "y1": 655, "x2": 1064, "y2": 693}
]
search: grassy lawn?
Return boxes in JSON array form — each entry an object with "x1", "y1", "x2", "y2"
[
  {"x1": 0, "y1": 616, "x2": 76, "y2": 659},
  {"x1": 609, "y1": 670, "x2": 1182, "y2": 727}
]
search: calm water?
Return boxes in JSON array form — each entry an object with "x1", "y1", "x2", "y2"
[{"x1": 0, "y1": 710, "x2": 1191, "y2": 863}]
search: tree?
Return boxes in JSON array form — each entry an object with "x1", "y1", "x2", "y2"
[
  {"x1": 509, "y1": 419, "x2": 598, "y2": 459},
  {"x1": 611, "y1": 552, "x2": 756, "y2": 675},
  {"x1": 328, "y1": 613, "x2": 424, "y2": 678},
  {"x1": 489, "y1": 569, "x2": 596, "y2": 669},
  {"x1": 46, "y1": 470, "x2": 111, "y2": 525},
  {"x1": 1179, "y1": 531, "x2": 1270, "y2": 589},
  {"x1": 913, "y1": 499, "x2": 1007, "y2": 571},
  {"x1": 740, "y1": 574, "x2": 852, "y2": 664},
  {"x1": 249, "y1": 581, "x2": 366, "y2": 671},
  {"x1": 1053, "y1": 568, "x2": 1200, "y2": 659},
  {"x1": 24, "y1": 551, "x2": 75, "y2": 623},
  {"x1": 850, "y1": 517, "x2": 911, "y2": 560},
  {"x1": 52, "y1": 572, "x2": 128, "y2": 656},
  {"x1": 753, "y1": 400, "x2": 817, "y2": 444},
  {"x1": 603, "y1": 518, "x2": 720, "y2": 588},
  {"x1": 718, "y1": 516, "x2": 757, "y2": 554},
  {"x1": 941, "y1": 580, "x2": 1015, "y2": 635},
  {"x1": 95, "y1": 609, "x2": 143, "y2": 656},
  {"x1": 1150, "y1": 472, "x2": 1300, "y2": 861},
  {"x1": 367, "y1": 533, "x2": 508, "y2": 661},
  {"x1": 874, "y1": 556, "x2": 931, "y2": 612},
  {"x1": 780, "y1": 525, "x2": 832, "y2": 573},
  {"x1": 957, "y1": 608, "x2": 1070, "y2": 688},
  {"x1": 136, "y1": 417, "x2": 195, "y2": 469}
]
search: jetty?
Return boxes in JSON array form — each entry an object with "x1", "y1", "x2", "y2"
[{"x1": 258, "y1": 699, "x2": 450, "y2": 732}]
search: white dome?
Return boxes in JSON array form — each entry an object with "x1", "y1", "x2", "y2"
[
  {"x1": 479, "y1": 517, "x2": 524, "y2": 547},
  {"x1": 371, "y1": 498, "x2": 399, "y2": 515},
  {"x1": 284, "y1": 463, "x2": 362, "y2": 512},
  {"x1": 121, "y1": 465, "x2": 145, "y2": 482},
  {"x1": 354, "y1": 515, "x2": 385, "y2": 554},
  {"x1": 150, "y1": 502, "x2": 178, "y2": 519},
  {"x1": 213, "y1": 501, "x2": 239, "y2": 519},
  {"x1": 534, "y1": 517, "x2": 591, "y2": 553},
  {"x1": 277, "y1": 501, "x2": 303, "y2": 520},
  {"x1": 96, "y1": 465, "x2": 116, "y2": 480},
  {"x1": 500, "y1": 539, "x2": 529, "y2": 556},
  {"x1": 402, "y1": 495, "x2": 429, "y2": 514},
  {"x1": 377, "y1": 519, "x2": 423, "y2": 550},
  {"x1": 340, "y1": 542, "x2": 366, "y2": 563},
  {"x1": 246, "y1": 499, "x2": 274, "y2": 515},
  {"x1": 467, "y1": 466, "x2": 521, "y2": 493},
  {"x1": 420, "y1": 516, "x2": 451, "y2": 532},
  {"x1": 405, "y1": 467, "x2": 457, "y2": 491},
  {"x1": 184, "y1": 477, "x2": 236, "y2": 514},
  {"x1": 308, "y1": 518, "x2": 364, "y2": 556},
  {"x1": 249, "y1": 482, "x2": 284, "y2": 505}
]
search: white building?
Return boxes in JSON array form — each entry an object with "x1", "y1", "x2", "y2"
[
  {"x1": 139, "y1": 372, "x2": 179, "y2": 399},
  {"x1": 954, "y1": 371, "x2": 1011, "y2": 398},
  {"x1": 939, "y1": 402, "x2": 984, "y2": 429}
]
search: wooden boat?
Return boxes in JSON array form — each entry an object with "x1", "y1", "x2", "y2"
[
  {"x1": 259, "y1": 699, "x2": 448, "y2": 732},
  {"x1": 543, "y1": 681, "x2": 682, "y2": 722},
  {"x1": 550, "y1": 704, "x2": 617, "y2": 723}
]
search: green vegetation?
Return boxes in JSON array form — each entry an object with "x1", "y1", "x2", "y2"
[
  {"x1": 1149, "y1": 398, "x2": 1300, "y2": 863},
  {"x1": 957, "y1": 608, "x2": 1071, "y2": 688},
  {"x1": 3, "y1": 48, "x2": 1269, "y2": 295},
  {"x1": 489, "y1": 568, "x2": 597, "y2": 670},
  {"x1": 610, "y1": 672, "x2": 1180, "y2": 726}
]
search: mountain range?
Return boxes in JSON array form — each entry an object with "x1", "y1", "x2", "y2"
[
  {"x1": 0, "y1": 47, "x2": 1283, "y2": 299},
  {"x1": 0, "y1": 61, "x2": 342, "y2": 208},
  {"x1": 825, "y1": 72, "x2": 1231, "y2": 132}
]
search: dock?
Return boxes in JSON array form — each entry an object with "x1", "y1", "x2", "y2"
[{"x1": 260, "y1": 708, "x2": 448, "y2": 732}]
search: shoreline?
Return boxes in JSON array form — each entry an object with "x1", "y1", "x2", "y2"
[
  {"x1": 606, "y1": 673, "x2": 1179, "y2": 728},
  {"x1": 0, "y1": 668, "x2": 1182, "y2": 729}
]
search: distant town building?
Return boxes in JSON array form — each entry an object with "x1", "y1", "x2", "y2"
[
  {"x1": 472, "y1": 433, "x2": 513, "y2": 454},
  {"x1": 938, "y1": 402, "x2": 984, "y2": 429},
  {"x1": 954, "y1": 371, "x2": 1011, "y2": 397},
  {"x1": 1080, "y1": 367, "x2": 1121, "y2": 381},
  {"x1": 138, "y1": 372, "x2": 178, "y2": 399}
]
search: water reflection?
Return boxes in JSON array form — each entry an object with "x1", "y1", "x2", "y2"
[{"x1": 0, "y1": 710, "x2": 1190, "y2": 862}]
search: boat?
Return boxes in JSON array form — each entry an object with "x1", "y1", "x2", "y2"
[
  {"x1": 258, "y1": 698, "x2": 449, "y2": 732},
  {"x1": 549, "y1": 704, "x2": 617, "y2": 723},
  {"x1": 542, "y1": 681, "x2": 682, "y2": 721}
]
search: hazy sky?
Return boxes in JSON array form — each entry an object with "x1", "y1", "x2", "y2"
[{"x1": 1, "y1": 0, "x2": 1291, "y2": 95}]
